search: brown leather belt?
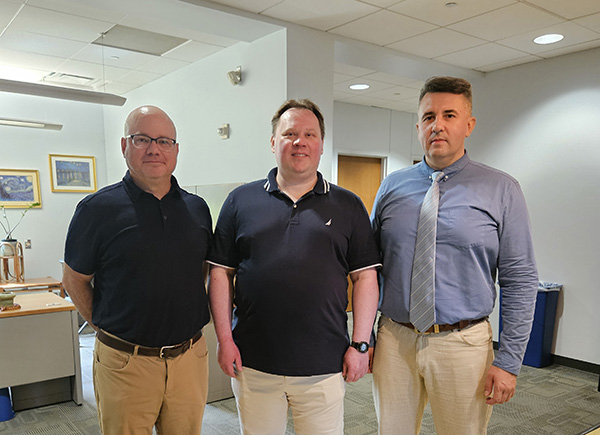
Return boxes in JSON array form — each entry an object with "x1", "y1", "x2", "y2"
[
  {"x1": 396, "y1": 317, "x2": 488, "y2": 334},
  {"x1": 97, "y1": 329, "x2": 203, "y2": 359}
]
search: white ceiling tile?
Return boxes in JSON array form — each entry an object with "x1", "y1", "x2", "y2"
[
  {"x1": 9, "y1": 5, "x2": 112, "y2": 43},
  {"x1": 0, "y1": 1, "x2": 22, "y2": 28},
  {"x1": 358, "y1": 0, "x2": 403, "y2": 7},
  {"x1": 447, "y1": 3, "x2": 564, "y2": 42},
  {"x1": 386, "y1": 28, "x2": 486, "y2": 59},
  {"x1": 388, "y1": 0, "x2": 516, "y2": 27},
  {"x1": 0, "y1": 47, "x2": 65, "y2": 71},
  {"x1": 100, "y1": 81, "x2": 139, "y2": 95},
  {"x1": 574, "y1": 12, "x2": 600, "y2": 33},
  {"x1": 497, "y1": 22, "x2": 600, "y2": 55},
  {"x1": 262, "y1": 0, "x2": 378, "y2": 31},
  {"x1": 524, "y1": 0, "x2": 600, "y2": 20},
  {"x1": 476, "y1": 54, "x2": 542, "y2": 72},
  {"x1": 334, "y1": 72, "x2": 355, "y2": 84},
  {"x1": 138, "y1": 57, "x2": 190, "y2": 75},
  {"x1": 338, "y1": 94, "x2": 405, "y2": 110},
  {"x1": 0, "y1": 30, "x2": 87, "y2": 58},
  {"x1": 72, "y1": 44, "x2": 156, "y2": 70},
  {"x1": 26, "y1": 0, "x2": 127, "y2": 22},
  {"x1": 202, "y1": 0, "x2": 283, "y2": 14},
  {"x1": 116, "y1": 69, "x2": 163, "y2": 86},
  {"x1": 163, "y1": 40, "x2": 223, "y2": 62},
  {"x1": 333, "y1": 63, "x2": 376, "y2": 77},
  {"x1": 367, "y1": 84, "x2": 420, "y2": 102},
  {"x1": 361, "y1": 71, "x2": 418, "y2": 86},
  {"x1": 330, "y1": 10, "x2": 437, "y2": 46},
  {"x1": 333, "y1": 89, "x2": 355, "y2": 99},
  {"x1": 55, "y1": 58, "x2": 131, "y2": 81},
  {"x1": 435, "y1": 43, "x2": 531, "y2": 70}
]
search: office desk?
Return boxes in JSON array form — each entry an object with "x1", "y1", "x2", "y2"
[
  {"x1": 0, "y1": 292, "x2": 83, "y2": 410},
  {"x1": 0, "y1": 277, "x2": 64, "y2": 298}
]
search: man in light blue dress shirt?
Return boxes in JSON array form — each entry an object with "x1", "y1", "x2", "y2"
[{"x1": 371, "y1": 76, "x2": 538, "y2": 435}]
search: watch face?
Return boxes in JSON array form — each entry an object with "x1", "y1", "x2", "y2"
[{"x1": 352, "y1": 341, "x2": 369, "y2": 353}]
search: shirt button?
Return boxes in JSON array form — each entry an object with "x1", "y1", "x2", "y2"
[
  {"x1": 163, "y1": 215, "x2": 167, "y2": 220},
  {"x1": 293, "y1": 204, "x2": 297, "y2": 209}
]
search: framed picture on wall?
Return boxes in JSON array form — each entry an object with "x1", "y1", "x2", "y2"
[
  {"x1": 49, "y1": 154, "x2": 97, "y2": 193},
  {"x1": 0, "y1": 169, "x2": 42, "y2": 208}
]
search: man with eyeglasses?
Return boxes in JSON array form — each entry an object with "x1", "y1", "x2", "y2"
[{"x1": 63, "y1": 105, "x2": 212, "y2": 434}]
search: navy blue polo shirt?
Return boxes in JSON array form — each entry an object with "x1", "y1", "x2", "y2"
[
  {"x1": 209, "y1": 168, "x2": 380, "y2": 376},
  {"x1": 64, "y1": 171, "x2": 212, "y2": 347}
]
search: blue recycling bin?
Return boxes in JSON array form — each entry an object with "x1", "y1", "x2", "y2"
[
  {"x1": 499, "y1": 281, "x2": 562, "y2": 368},
  {"x1": 0, "y1": 387, "x2": 15, "y2": 422}
]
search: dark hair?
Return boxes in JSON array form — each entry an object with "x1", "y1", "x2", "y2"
[
  {"x1": 271, "y1": 99, "x2": 325, "y2": 139},
  {"x1": 419, "y1": 76, "x2": 473, "y2": 111}
]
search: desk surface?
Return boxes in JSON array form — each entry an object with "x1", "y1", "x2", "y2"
[
  {"x1": 0, "y1": 276, "x2": 61, "y2": 291},
  {"x1": 0, "y1": 292, "x2": 74, "y2": 318}
]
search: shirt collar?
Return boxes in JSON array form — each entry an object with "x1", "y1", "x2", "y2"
[
  {"x1": 418, "y1": 150, "x2": 470, "y2": 181},
  {"x1": 263, "y1": 167, "x2": 330, "y2": 195},
  {"x1": 123, "y1": 170, "x2": 181, "y2": 202}
]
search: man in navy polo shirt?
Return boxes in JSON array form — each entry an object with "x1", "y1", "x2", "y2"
[
  {"x1": 208, "y1": 99, "x2": 380, "y2": 434},
  {"x1": 63, "y1": 106, "x2": 212, "y2": 434}
]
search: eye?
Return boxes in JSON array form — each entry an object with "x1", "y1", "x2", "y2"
[{"x1": 137, "y1": 136, "x2": 151, "y2": 144}]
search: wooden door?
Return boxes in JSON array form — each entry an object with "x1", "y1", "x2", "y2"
[{"x1": 337, "y1": 155, "x2": 382, "y2": 310}]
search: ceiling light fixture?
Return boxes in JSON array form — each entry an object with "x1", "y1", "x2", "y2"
[
  {"x1": 349, "y1": 83, "x2": 370, "y2": 90},
  {"x1": 0, "y1": 78, "x2": 126, "y2": 106},
  {"x1": 227, "y1": 66, "x2": 242, "y2": 86},
  {"x1": 445, "y1": 2, "x2": 458, "y2": 7},
  {"x1": 0, "y1": 117, "x2": 62, "y2": 130},
  {"x1": 533, "y1": 33, "x2": 564, "y2": 45}
]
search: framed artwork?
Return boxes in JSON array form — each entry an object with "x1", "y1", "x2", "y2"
[
  {"x1": 49, "y1": 154, "x2": 97, "y2": 193},
  {"x1": 0, "y1": 169, "x2": 42, "y2": 208}
]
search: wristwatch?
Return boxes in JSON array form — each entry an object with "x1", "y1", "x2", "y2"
[{"x1": 350, "y1": 341, "x2": 369, "y2": 353}]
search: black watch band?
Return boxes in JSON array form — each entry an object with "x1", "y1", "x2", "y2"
[{"x1": 350, "y1": 341, "x2": 369, "y2": 353}]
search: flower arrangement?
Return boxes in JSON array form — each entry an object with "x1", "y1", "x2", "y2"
[{"x1": 0, "y1": 202, "x2": 40, "y2": 240}]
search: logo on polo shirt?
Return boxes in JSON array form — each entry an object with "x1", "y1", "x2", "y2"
[{"x1": 325, "y1": 219, "x2": 332, "y2": 226}]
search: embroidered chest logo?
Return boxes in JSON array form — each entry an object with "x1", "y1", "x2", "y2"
[{"x1": 325, "y1": 219, "x2": 332, "y2": 226}]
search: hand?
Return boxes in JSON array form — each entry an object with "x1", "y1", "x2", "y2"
[
  {"x1": 368, "y1": 346, "x2": 375, "y2": 373},
  {"x1": 484, "y1": 365, "x2": 517, "y2": 405},
  {"x1": 342, "y1": 347, "x2": 369, "y2": 383},
  {"x1": 216, "y1": 339, "x2": 243, "y2": 378}
]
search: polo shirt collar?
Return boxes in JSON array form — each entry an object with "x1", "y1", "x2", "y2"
[
  {"x1": 122, "y1": 170, "x2": 181, "y2": 201},
  {"x1": 264, "y1": 167, "x2": 330, "y2": 195},
  {"x1": 418, "y1": 150, "x2": 470, "y2": 181}
]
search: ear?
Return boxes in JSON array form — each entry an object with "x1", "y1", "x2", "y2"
[
  {"x1": 121, "y1": 137, "x2": 127, "y2": 156},
  {"x1": 270, "y1": 136, "x2": 275, "y2": 153},
  {"x1": 465, "y1": 116, "x2": 476, "y2": 138}
]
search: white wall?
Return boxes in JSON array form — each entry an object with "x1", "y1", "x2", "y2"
[
  {"x1": 0, "y1": 93, "x2": 106, "y2": 279},
  {"x1": 103, "y1": 30, "x2": 288, "y2": 187},
  {"x1": 472, "y1": 47, "x2": 600, "y2": 366},
  {"x1": 332, "y1": 48, "x2": 600, "y2": 366}
]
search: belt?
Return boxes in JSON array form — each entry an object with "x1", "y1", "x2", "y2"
[
  {"x1": 396, "y1": 317, "x2": 488, "y2": 335},
  {"x1": 97, "y1": 329, "x2": 203, "y2": 359}
]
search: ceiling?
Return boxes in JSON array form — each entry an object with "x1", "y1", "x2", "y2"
[{"x1": 1, "y1": 0, "x2": 599, "y2": 113}]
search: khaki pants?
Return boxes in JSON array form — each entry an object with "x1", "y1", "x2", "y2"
[
  {"x1": 232, "y1": 367, "x2": 346, "y2": 435},
  {"x1": 93, "y1": 335, "x2": 209, "y2": 435},
  {"x1": 373, "y1": 316, "x2": 494, "y2": 435}
]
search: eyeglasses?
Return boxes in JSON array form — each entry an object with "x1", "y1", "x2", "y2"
[{"x1": 127, "y1": 134, "x2": 177, "y2": 152}]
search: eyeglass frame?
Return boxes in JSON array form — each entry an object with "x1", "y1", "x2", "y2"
[{"x1": 126, "y1": 134, "x2": 178, "y2": 152}]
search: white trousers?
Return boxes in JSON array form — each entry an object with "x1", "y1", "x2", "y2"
[
  {"x1": 232, "y1": 367, "x2": 346, "y2": 435},
  {"x1": 372, "y1": 315, "x2": 494, "y2": 435}
]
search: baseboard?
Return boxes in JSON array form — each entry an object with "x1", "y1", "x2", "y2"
[{"x1": 493, "y1": 341, "x2": 600, "y2": 374}]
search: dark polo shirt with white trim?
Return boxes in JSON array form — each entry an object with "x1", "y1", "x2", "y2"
[
  {"x1": 208, "y1": 168, "x2": 380, "y2": 376},
  {"x1": 64, "y1": 171, "x2": 212, "y2": 347}
]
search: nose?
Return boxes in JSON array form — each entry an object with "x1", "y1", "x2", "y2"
[
  {"x1": 431, "y1": 119, "x2": 444, "y2": 134},
  {"x1": 145, "y1": 138, "x2": 161, "y2": 153}
]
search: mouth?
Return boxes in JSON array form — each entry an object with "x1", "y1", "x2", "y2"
[{"x1": 292, "y1": 153, "x2": 308, "y2": 157}]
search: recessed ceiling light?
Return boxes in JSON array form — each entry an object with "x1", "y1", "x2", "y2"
[
  {"x1": 349, "y1": 83, "x2": 370, "y2": 90},
  {"x1": 533, "y1": 33, "x2": 564, "y2": 45},
  {"x1": 445, "y1": 2, "x2": 458, "y2": 7}
]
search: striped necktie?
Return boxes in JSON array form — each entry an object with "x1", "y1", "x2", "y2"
[{"x1": 410, "y1": 171, "x2": 444, "y2": 333}]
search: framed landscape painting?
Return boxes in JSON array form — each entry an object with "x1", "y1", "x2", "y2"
[
  {"x1": 0, "y1": 169, "x2": 42, "y2": 208},
  {"x1": 49, "y1": 154, "x2": 97, "y2": 193}
]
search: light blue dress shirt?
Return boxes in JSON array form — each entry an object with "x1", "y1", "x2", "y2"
[{"x1": 372, "y1": 152, "x2": 538, "y2": 374}]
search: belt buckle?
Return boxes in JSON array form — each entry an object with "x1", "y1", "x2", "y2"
[
  {"x1": 414, "y1": 324, "x2": 440, "y2": 335},
  {"x1": 159, "y1": 344, "x2": 178, "y2": 359}
]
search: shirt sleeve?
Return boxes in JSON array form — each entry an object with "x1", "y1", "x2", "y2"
[
  {"x1": 207, "y1": 192, "x2": 239, "y2": 269},
  {"x1": 347, "y1": 195, "x2": 381, "y2": 273},
  {"x1": 494, "y1": 181, "x2": 539, "y2": 375},
  {"x1": 64, "y1": 200, "x2": 101, "y2": 276}
]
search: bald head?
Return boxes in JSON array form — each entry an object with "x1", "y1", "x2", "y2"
[{"x1": 124, "y1": 106, "x2": 177, "y2": 139}]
